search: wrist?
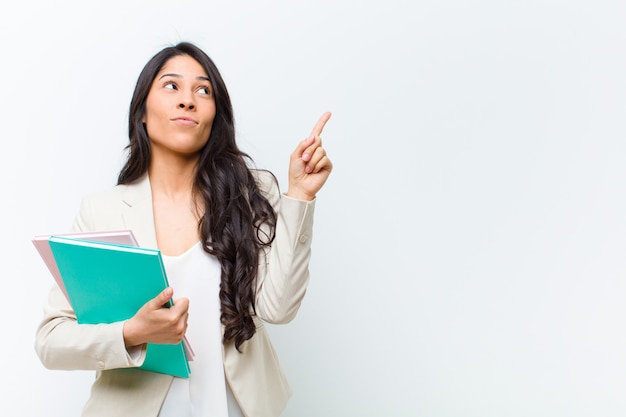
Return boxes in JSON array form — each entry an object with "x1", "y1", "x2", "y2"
[
  {"x1": 285, "y1": 188, "x2": 315, "y2": 201},
  {"x1": 123, "y1": 319, "x2": 142, "y2": 348}
]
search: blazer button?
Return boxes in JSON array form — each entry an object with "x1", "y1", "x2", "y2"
[
  {"x1": 298, "y1": 234, "x2": 308, "y2": 243},
  {"x1": 97, "y1": 361, "x2": 105, "y2": 370}
]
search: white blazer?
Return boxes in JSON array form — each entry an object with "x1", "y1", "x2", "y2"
[{"x1": 35, "y1": 171, "x2": 316, "y2": 417}]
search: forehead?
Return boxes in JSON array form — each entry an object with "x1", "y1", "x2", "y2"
[{"x1": 156, "y1": 54, "x2": 209, "y2": 79}]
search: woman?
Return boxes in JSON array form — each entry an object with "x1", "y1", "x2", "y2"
[{"x1": 35, "y1": 41, "x2": 332, "y2": 417}]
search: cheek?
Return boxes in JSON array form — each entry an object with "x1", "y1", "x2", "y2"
[
  {"x1": 205, "y1": 107, "x2": 216, "y2": 132},
  {"x1": 203, "y1": 109, "x2": 216, "y2": 133},
  {"x1": 142, "y1": 114, "x2": 153, "y2": 135},
  {"x1": 143, "y1": 95, "x2": 164, "y2": 129},
  {"x1": 203, "y1": 119, "x2": 215, "y2": 140},
  {"x1": 142, "y1": 105, "x2": 168, "y2": 138},
  {"x1": 143, "y1": 116, "x2": 165, "y2": 141}
]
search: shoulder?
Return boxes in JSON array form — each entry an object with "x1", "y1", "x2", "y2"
[
  {"x1": 72, "y1": 176, "x2": 150, "y2": 232},
  {"x1": 82, "y1": 183, "x2": 126, "y2": 204},
  {"x1": 251, "y1": 169, "x2": 280, "y2": 198},
  {"x1": 82, "y1": 175, "x2": 148, "y2": 207},
  {"x1": 80, "y1": 183, "x2": 131, "y2": 210}
]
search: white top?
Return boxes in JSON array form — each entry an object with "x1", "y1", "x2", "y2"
[{"x1": 158, "y1": 242, "x2": 244, "y2": 417}]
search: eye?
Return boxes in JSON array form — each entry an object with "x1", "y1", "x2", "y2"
[
  {"x1": 164, "y1": 82, "x2": 177, "y2": 90},
  {"x1": 197, "y1": 86, "x2": 211, "y2": 95}
]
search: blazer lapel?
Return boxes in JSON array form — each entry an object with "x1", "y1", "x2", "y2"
[{"x1": 120, "y1": 175, "x2": 159, "y2": 249}]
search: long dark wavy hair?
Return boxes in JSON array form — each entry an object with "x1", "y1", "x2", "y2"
[{"x1": 118, "y1": 42, "x2": 277, "y2": 351}]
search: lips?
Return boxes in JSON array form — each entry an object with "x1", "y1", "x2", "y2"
[{"x1": 172, "y1": 117, "x2": 198, "y2": 126}]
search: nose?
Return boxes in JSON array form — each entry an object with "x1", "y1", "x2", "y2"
[{"x1": 179, "y1": 102, "x2": 195, "y2": 110}]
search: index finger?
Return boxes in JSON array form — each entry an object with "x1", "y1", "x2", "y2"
[{"x1": 310, "y1": 111, "x2": 332, "y2": 138}]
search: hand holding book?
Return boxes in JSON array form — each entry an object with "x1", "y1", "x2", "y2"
[{"x1": 123, "y1": 287, "x2": 189, "y2": 348}]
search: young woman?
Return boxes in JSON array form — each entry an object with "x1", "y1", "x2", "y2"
[{"x1": 35, "y1": 41, "x2": 332, "y2": 417}]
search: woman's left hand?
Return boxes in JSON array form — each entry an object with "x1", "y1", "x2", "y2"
[{"x1": 286, "y1": 112, "x2": 333, "y2": 201}]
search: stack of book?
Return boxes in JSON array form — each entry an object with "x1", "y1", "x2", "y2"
[{"x1": 33, "y1": 230, "x2": 193, "y2": 378}]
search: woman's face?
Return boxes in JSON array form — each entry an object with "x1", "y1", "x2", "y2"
[{"x1": 143, "y1": 54, "x2": 216, "y2": 158}]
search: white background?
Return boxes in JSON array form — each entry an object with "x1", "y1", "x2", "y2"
[{"x1": 3, "y1": 0, "x2": 626, "y2": 415}]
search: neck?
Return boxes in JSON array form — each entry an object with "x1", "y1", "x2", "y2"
[{"x1": 148, "y1": 156, "x2": 197, "y2": 202}]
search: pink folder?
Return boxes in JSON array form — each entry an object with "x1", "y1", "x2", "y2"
[{"x1": 33, "y1": 230, "x2": 138, "y2": 302}]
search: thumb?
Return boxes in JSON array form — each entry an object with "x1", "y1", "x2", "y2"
[{"x1": 149, "y1": 287, "x2": 174, "y2": 309}]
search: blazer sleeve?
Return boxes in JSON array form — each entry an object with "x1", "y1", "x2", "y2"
[
  {"x1": 253, "y1": 170, "x2": 317, "y2": 324},
  {"x1": 34, "y1": 196, "x2": 147, "y2": 371}
]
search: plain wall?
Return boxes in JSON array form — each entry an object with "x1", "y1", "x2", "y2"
[{"x1": 3, "y1": 0, "x2": 626, "y2": 415}]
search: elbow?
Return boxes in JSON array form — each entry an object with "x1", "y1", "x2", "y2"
[
  {"x1": 257, "y1": 301, "x2": 302, "y2": 324},
  {"x1": 34, "y1": 334, "x2": 54, "y2": 369},
  {"x1": 33, "y1": 317, "x2": 73, "y2": 370}
]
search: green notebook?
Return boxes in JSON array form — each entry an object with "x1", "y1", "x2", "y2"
[{"x1": 48, "y1": 235, "x2": 191, "y2": 378}]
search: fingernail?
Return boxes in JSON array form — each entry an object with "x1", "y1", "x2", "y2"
[
  {"x1": 305, "y1": 165, "x2": 312, "y2": 173},
  {"x1": 302, "y1": 153, "x2": 310, "y2": 161}
]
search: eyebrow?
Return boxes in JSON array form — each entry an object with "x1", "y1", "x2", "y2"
[{"x1": 158, "y1": 73, "x2": 210, "y2": 82}]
